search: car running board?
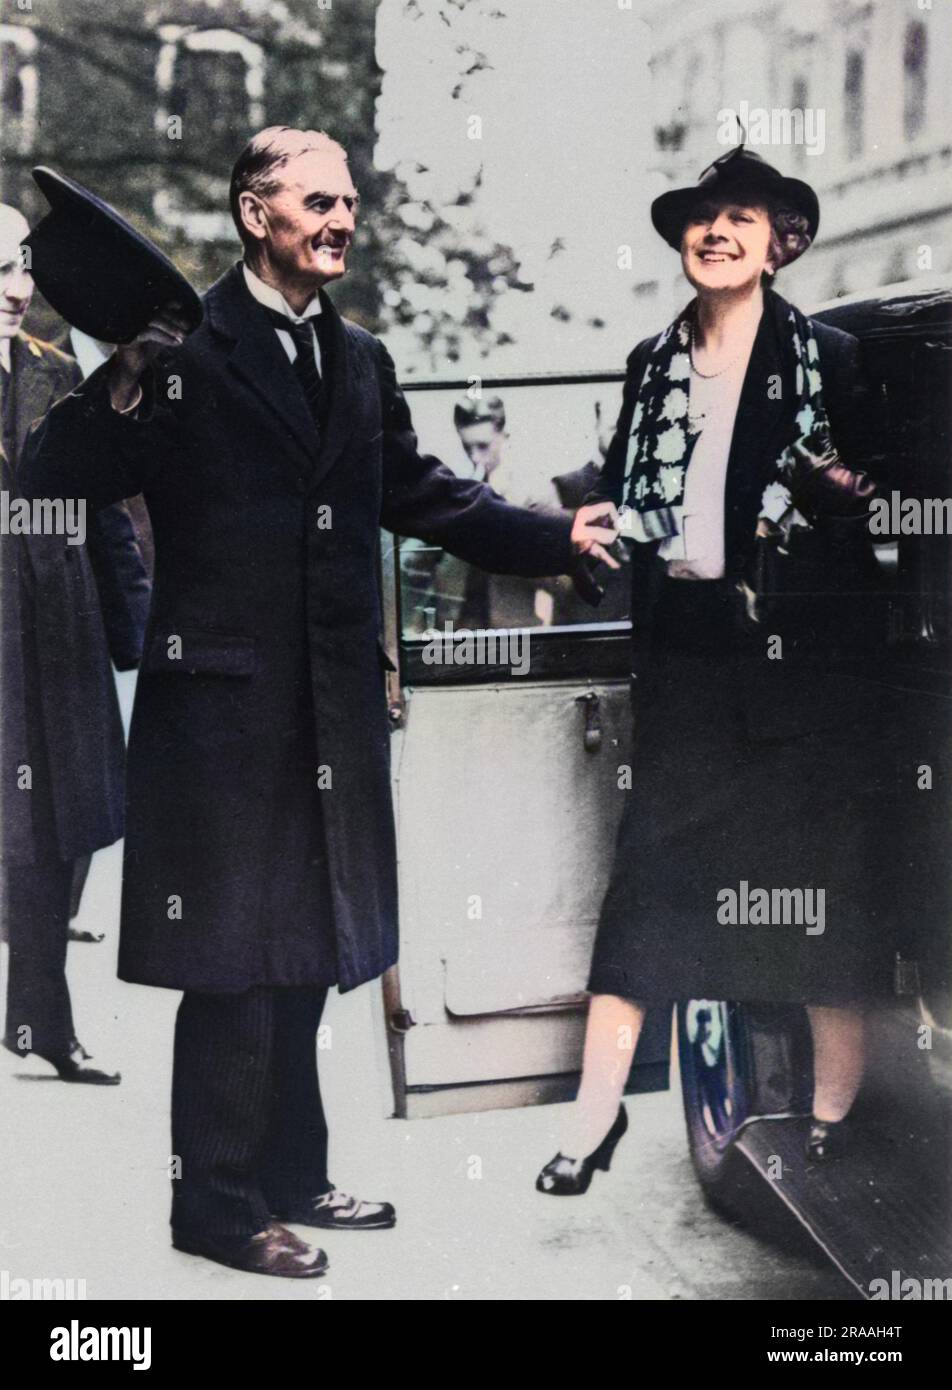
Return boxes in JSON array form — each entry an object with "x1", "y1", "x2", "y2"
[{"x1": 736, "y1": 1109, "x2": 952, "y2": 1300}]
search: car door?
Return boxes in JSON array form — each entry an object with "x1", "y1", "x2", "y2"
[
  {"x1": 812, "y1": 277, "x2": 952, "y2": 1005},
  {"x1": 377, "y1": 372, "x2": 671, "y2": 1117}
]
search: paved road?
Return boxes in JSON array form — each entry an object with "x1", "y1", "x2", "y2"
[{"x1": 1, "y1": 841, "x2": 856, "y2": 1302}]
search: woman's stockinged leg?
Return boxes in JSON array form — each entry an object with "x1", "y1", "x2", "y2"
[
  {"x1": 807, "y1": 1005, "x2": 865, "y2": 1123},
  {"x1": 561, "y1": 993, "x2": 646, "y2": 1158}
]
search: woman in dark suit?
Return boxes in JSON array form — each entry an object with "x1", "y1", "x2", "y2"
[{"x1": 538, "y1": 147, "x2": 893, "y2": 1192}]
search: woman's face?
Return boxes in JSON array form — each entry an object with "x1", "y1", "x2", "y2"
[{"x1": 680, "y1": 198, "x2": 773, "y2": 295}]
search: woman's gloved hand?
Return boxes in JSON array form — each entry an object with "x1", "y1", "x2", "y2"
[{"x1": 784, "y1": 440, "x2": 878, "y2": 522}]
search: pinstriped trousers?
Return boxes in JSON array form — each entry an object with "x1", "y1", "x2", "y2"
[
  {"x1": 3, "y1": 852, "x2": 77, "y2": 1059},
  {"x1": 170, "y1": 985, "x2": 330, "y2": 1236}
]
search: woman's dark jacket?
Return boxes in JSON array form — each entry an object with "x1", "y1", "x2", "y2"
[{"x1": 590, "y1": 290, "x2": 885, "y2": 742}]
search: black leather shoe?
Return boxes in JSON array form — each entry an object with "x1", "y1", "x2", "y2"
[
  {"x1": 806, "y1": 1117, "x2": 847, "y2": 1162},
  {"x1": 272, "y1": 1188, "x2": 396, "y2": 1230},
  {"x1": 536, "y1": 1104, "x2": 628, "y2": 1195},
  {"x1": 68, "y1": 926, "x2": 105, "y2": 943},
  {"x1": 46, "y1": 1042, "x2": 121, "y2": 1085},
  {"x1": 172, "y1": 1222, "x2": 328, "y2": 1278}
]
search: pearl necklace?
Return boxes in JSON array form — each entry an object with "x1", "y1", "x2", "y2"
[{"x1": 688, "y1": 321, "x2": 747, "y2": 379}]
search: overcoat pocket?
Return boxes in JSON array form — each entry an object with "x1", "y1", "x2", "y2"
[{"x1": 143, "y1": 629, "x2": 257, "y2": 677}]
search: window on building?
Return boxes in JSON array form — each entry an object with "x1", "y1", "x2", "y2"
[
  {"x1": 154, "y1": 25, "x2": 265, "y2": 240},
  {"x1": 1, "y1": 50, "x2": 23, "y2": 117},
  {"x1": 168, "y1": 48, "x2": 249, "y2": 151},
  {"x1": 844, "y1": 48, "x2": 865, "y2": 159},
  {"x1": 655, "y1": 120, "x2": 687, "y2": 154},
  {"x1": 903, "y1": 21, "x2": 927, "y2": 142},
  {"x1": 0, "y1": 26, "x2": 38, "y2": 158},
  {"x1": 791, "y1": 77, "x2": 808, "y2": 163}
]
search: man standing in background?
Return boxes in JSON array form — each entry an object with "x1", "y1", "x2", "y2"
[{"x1": 0, "y1": 203, "x2": 150, "y2": 1082}]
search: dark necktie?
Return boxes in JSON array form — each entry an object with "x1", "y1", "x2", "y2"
[{"x1": 261, "y1": 307, "x2": 325, "y2": 428}]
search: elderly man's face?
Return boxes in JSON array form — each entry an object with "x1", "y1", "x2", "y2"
[
  {"x1": 0, "y1": 205, "x2": 34, "y2": 340},
  {"x1": 244, "y1": 148, "x2": 358, "y2": 292}
]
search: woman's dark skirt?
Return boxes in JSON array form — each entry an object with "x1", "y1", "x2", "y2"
[{"x1": 587, "y1": 577, "x2": 902, "y2": 1007}]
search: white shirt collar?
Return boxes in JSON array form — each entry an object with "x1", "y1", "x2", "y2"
[
  {"x1": 0, "y1": 336, "x2": 12, "y2": 373},
  {"x1": 69, "y1": 328, "x2": 111, "y2": 380},
  {"x1": 242, "y1": 263, "x2": 322, "y2": 322}
]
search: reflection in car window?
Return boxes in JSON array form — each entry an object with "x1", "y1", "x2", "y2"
[{"x1": 399, "y1": 380, "x2": 632, "y2": 636}]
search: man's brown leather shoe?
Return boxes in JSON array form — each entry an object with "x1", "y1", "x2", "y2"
[
  {"x1": 272, "y1": 1188, "x2": 396, "y2": 1230},
  {"x1": 172, "y1": 1222, "x2": 328, "y2": 1278}
]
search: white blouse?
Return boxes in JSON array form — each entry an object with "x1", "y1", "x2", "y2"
[{"x1": 659, "y1": 355, "x2": 748, "y2": 581}]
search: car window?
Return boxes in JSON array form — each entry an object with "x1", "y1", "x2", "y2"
[{"x1": 398, "y1": 377, "x2": 631, "y2": 640}]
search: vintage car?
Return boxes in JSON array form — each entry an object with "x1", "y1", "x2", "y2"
[{"x1": 376, "y1": 277, "x2": 952, "y2": 1298}]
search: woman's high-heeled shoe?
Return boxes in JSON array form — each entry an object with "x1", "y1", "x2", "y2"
[
  {"x1": 536, "y1": 1104, "x2": 628, "y2": 1195},
  {"x1": 805, "y1": 1116, "x2": 847, "y2": 1162}
]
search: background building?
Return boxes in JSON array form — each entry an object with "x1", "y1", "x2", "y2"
[
  {"x1": 646, "y1": 0, "x2": 951, "y2": 319},
  {"x1": 0, "y1": 0, "x2": 393, "y2": 336},
  {"x1": 2, "y1": 0, "x2": 944, "y2": 367}
]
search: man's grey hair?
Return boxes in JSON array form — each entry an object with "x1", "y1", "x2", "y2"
[{"x1": 229, "y1": 126, "x2": 349, "y2": 251}]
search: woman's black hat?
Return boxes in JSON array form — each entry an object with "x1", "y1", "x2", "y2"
[
  {"x1": 650, "y1": 145, "x2": 820, "y2": 257},
  {"x1": 22, "y1": 166, "x2": 203, "y2": 344}
]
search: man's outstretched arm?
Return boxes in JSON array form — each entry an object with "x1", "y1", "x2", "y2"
[{"x1": 377, "y1": 341, "x2": 619, "y2": 578}]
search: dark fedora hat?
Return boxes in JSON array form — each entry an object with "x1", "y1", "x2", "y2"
[
  {"x1": 22, "y1": 166, "x2": 203, "y2": 344},
  {"x1": 651, "y1": 145, "x2": 819, "y2": 259}
]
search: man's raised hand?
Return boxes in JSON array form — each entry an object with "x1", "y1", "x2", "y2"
[{"x1": 108, "y1": 303, "x2": 194, "y2": 413}]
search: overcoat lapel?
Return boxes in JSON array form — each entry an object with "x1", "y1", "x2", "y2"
[
  {"x1": 723, "y1": 292, "x2": 796, "y2": 560},
  {"x1": 206, "y1": 265, "x2": 321, "y2": 484},
  {"x1": 205, "y1": 264, "x2": 364, "y2": 493},
  {"x1": 10, "y1": 335, "x2": 73, "y2": 579},
  {"x1": 11, "y1": 333, "x2": 65, "y2": 463},
  {"x1": 306, "y1": 288, "x2": 355, "y2": 492}
]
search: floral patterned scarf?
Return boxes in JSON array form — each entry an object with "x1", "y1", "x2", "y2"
[{"x1": 619, "y1": 290, "x2": 831, "y2": 542}]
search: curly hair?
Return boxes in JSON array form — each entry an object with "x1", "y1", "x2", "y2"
[
  {"x1": 679, "y1": 192, "x2": 813, "y2": 281},
  {"x1": 765, "y1": 203, "x2": 813, "y2": 275}
]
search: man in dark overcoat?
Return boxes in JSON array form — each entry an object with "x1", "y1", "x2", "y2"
[
  {"x1": 1, "y1": 202, "x2": 150, "y2": 1082},
  {"x1": 20, "y1": 129, "x2": 615, "y2": 1278}
]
